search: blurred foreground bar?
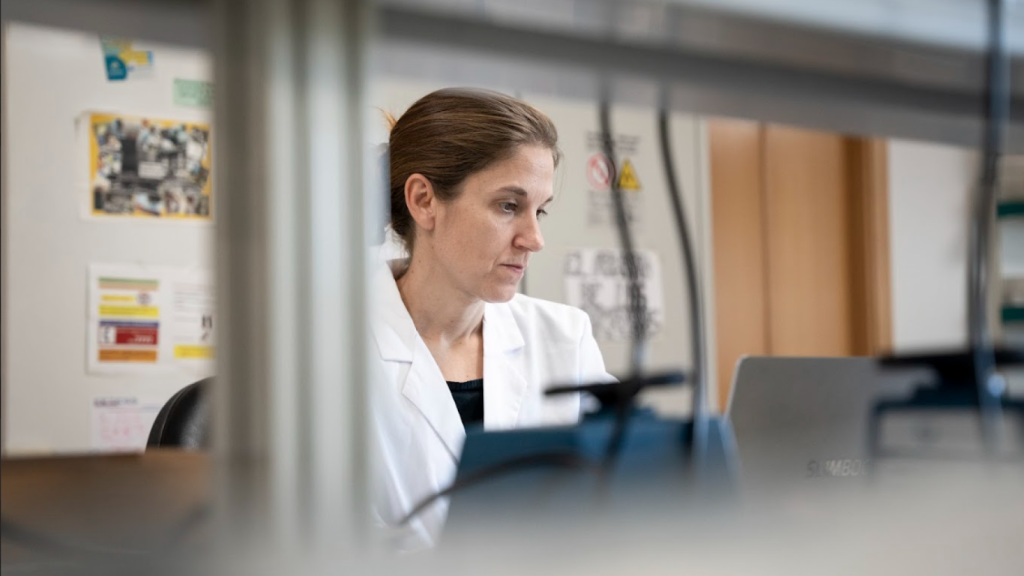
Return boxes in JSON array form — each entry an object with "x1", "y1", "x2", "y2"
[
  {"x1": 4, "y1": 0, "x2": 1022, "y2": 149},
  {"x1": 210, "y1": 0, "x2": 374, "y2": 564}
]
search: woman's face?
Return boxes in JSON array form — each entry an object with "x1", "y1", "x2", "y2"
[{"x1": 429, "y1": 144, "x2": 555, "y2": 303}]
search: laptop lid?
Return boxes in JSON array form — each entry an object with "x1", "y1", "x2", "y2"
[{"x1": 727, "y1": 356, "x2": 924, "y2": 484}]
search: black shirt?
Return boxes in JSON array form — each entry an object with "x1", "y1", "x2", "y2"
[{"x1": 446, "y1": 378, "x2": 484, "y2": 426}]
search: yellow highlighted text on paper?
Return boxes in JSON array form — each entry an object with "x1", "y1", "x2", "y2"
[
  {"x1": 99, "y1": 305, "x2": 160, "y2": 318},
  {"x1": 99, "y1": 349, "x2": 158, "y2": 363},
  {"x1": 100, "y1": 294, "x2": 136, "y2": 303},
  {"x1": 174, "y1": 345, "x2": 215, "y2": 359},
  {"x1": 121, "y1": 50, "x2": 152, "y2": 66}
]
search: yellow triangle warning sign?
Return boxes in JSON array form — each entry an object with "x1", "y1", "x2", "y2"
[{"x1": 617, "y1": 159, "x2": 641, "y2": 191}]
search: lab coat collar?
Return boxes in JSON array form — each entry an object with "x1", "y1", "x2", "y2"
[
  {"x1": 371, "y1": 260, "x2": 463, "y2": 458},
  {"x1": 370, "y1": 260, "x2": 531, "y2": 451},
  {"x1": 482, "y1": 301, "x2": 530, "y2": 430},
  {"x1": 370, "y1": 260, "x2": 417, "y2": 363}
]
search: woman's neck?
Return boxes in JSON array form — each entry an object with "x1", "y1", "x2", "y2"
[{"x1": 395, "y1": 254, "x2": 484, "y2": 346}]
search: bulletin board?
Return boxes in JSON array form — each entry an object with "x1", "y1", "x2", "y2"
[{"x1": 2, "y1": 23, "x2": 214, "y2": 454}]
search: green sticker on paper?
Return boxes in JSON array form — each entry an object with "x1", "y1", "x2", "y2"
[{"x1": 173, "y1": 79, "x2": 214, "y2": 108}]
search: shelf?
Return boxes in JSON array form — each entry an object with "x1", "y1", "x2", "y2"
[
  {"x1": 1004, "y1": 306, "x2": 1024, "y2": 324},
  {"x1": 998, "y1": 201, "x2": 1024, "y2": 219}
]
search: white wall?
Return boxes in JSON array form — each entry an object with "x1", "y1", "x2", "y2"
[
  {"x1": 887, "y1": 139, "x2": 975, "y2": 351},
  {"x1": 2, "y1": 23, "x2": 213, "y2": 454}
]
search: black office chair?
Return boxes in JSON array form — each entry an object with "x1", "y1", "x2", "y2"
[{"x1": 146, "y1": 377, "x2": 212, "y2": 450}]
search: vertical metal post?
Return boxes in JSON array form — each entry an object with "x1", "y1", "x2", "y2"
[
  {"x1": 969, "y1": 0, "x2": 1008, "y2": 445},
  {"x1": 213, "y1": 0, "x2": 371, "y2": 568},
  {"x1": 1, "y1": 23, "x2": 8, "y2": 455}
]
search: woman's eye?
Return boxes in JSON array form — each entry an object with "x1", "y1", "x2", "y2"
[
  {"x1": 537, "y1": 208, "x2": 548, "y2": 219},
  {"x1": 499, "y1": 202, "x2": 518, "y2": 213}
]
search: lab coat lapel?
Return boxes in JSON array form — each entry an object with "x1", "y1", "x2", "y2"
[
  {"x1": 401, "y1": 354, "x2": 465, "y2": 460},
  {"x1": 483, "y1": 302, "x2": 529, "y2": 430},
  {"x1": 370, "y1": 262, "x2": 465, "y2": 460}
]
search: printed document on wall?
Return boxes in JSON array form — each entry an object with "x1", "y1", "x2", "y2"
[
  {"x1": 91, "y1": 396, "x2": 164, "y2": 452},
  {"x1": 87, "y1": 264, "x2": 214, "y2": 374},
  {"x1": 564, "y1": 248, "x2": 665, "y2": 342},
  {"x1": 85, "y1": 112, "x2": 213, "y2": 220},
  {"x1": 100, "y1": 38, "x2": 155, "y2": 81}
]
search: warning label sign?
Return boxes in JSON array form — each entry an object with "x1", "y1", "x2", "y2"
[
  {"x1": 584, "y1": 131, "x2": 643, "y2": 226},
  {"x1": 587, "y1": 153, "x2": 614, "y2": 190},
  {"x1": 584, "y1": 154, "x2": 642, "y2": 192},
  {"x1": 616, "y1": 159, "x2": 641, "y2": 191}
]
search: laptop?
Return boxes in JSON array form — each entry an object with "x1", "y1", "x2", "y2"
[{"x1": 724, "y1": 356, "x2": 1024, "y2": 487}]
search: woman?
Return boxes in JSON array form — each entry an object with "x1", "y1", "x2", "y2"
[{"x1": 370, "y1": 88, "x2": 613, "y2": 550}]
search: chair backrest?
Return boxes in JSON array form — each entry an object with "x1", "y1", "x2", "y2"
[{"x1": 146, "y1": 378, "x2": 211, "y2": 450}]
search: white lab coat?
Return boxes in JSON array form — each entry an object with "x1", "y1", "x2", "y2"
[{"x1": 369, "y1": 259, "x2": 613, "y2": 551}]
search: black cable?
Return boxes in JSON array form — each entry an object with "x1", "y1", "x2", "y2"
[
  {"x1": 399, "y1": 451, "x2": 595, "y2": 526},
  {"x1": 656, "y1": 106, "x2": 709, "y2": 470},
  {"x1": 597, "y1": 99, "x2": 648, "y2": 373},
  {"x1": 595, "y1": 95, "x2": 656, "y2": 476}
]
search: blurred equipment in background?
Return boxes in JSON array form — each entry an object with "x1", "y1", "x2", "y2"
[{"x1": 874, "y1": 0, "x2": 1024, "y2": 462}]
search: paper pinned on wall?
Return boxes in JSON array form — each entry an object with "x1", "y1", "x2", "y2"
[
  {"x1": 88, "y1": 264, "x2": 215, "y2": 374},
  {"x1": 91, "y1": 396, "x2": 164, "y2": 452},
  {"x1": 95, "y1": 274, "x2": 162, "y2": 366},
  {"x1": 564, "y1": 248, "x2": 665, "y2": 342},
  {"x1": 86, "y1": 112, "x2": 213, "y2": 220},
  {"x1": 168, "y1": 269, "x2": 216, "y2": 361},
  {"x1": 100, "y1": 38, "x2": 154, "y2": 81},
  {"x1": 173, "y1": 79, "x2": 215, "y2": 108}
]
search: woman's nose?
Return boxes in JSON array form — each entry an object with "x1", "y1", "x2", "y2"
[{"x1": 515, "y1": 217, "x2": 545, "y2": 252}]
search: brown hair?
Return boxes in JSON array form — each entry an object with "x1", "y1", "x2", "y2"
[{"x1": 386, "y1": 88, "x2": 560, "y2": 252}]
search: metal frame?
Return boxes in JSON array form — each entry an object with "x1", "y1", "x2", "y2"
[
  {"x1": 1, "y1": 0, "x2": 209, "y2": 48},
  {"x1": 376, "y1": 0, "x2": 1024, "y2": 152},
  {"x1": 2, "y1": 0, "x2": 1023, "y2": 559},
  {"x1": 5, "y1": 0, "x2": 1023, "y2": 148}
]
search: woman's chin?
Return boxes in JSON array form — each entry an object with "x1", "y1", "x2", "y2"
[{"x1": 479, "y1": 283, "x2": 520, "y2": 304}]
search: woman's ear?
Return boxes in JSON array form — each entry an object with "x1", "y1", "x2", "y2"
[{"x1": 404, "y1": 174, "x2": 438, "y2": 232}]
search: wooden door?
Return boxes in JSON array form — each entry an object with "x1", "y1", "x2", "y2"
[{"x1": 710, "y1": 120, "x2": 892, "y2": 411}]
